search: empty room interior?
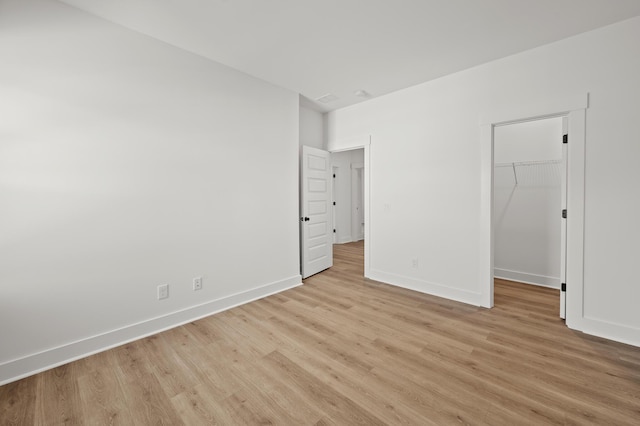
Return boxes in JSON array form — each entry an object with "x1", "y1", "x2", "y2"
[{"x1": 2, "y1": 0, "x2": 640, "y2": 424}]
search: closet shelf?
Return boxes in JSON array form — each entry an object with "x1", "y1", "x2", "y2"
[
  {"x1": 494, "y1": 159, "x2": 562, "y2": 186},
  {"x1": 494, "y1": 159, "x2": 562, "y2": 168}
]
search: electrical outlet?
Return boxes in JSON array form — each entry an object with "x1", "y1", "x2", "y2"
[
  {"x1": 193, "y1": 276, "x2": 203, "y2": 291},
  {"x1": 411, "y1": 257, "x2": 418, "y2": 268},
  {"x1": 157, "y1": 284, "x2": 169, "y2": 300}
]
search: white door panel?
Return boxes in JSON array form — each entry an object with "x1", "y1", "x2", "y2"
[{"x1": 301, "y1": 146, "x2": 333, "y2": 278}]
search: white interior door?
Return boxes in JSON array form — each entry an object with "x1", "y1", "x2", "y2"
[
  {"x1": 560, "y1": 118, "x2": 568, "y2": 319},
  {"x1": 300, "y1": 146, "x2": 333, "y2": 278}
]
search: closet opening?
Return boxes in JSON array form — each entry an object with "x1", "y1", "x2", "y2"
[{"x1": 492, "y1": 116, "x2": 567, "y2": 317}]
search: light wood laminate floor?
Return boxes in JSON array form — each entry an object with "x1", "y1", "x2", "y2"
[{"x1": 2, "y1": 241, "x2": 640, "y2": 425}]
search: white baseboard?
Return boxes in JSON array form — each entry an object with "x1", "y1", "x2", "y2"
[
  {"x1": 368, "y1": 269, "x2": 484, "y2": 307},
  {"x1": 568, "y1": 315, "x2": 640, "y2": 348},
  {"x1": 494, "y1": 268, "x2": 560, "y2": 289},
  {"x1": 0, "y1": 275, "x2": 302, "y2": 386}
]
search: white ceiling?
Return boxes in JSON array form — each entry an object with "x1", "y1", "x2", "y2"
[{"x1": 60, "y1": 0, "x2": 640, "y2": 112}]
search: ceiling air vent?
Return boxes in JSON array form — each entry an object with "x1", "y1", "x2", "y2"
[
  {"x1": 354, "y1": 89, "x2": 371, "y2": 98},
  {"x1": 315, "y1": 93, "x2": 339, "y2": 104}
]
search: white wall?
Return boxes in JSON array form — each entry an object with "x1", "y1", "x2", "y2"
[
  {"x1": 327, "y1": 17, "x2": 640, "y2": 346},
  {"x1": 331, "y1": 149, "x2": 364, "y2": 243},
  {"x1": 493, "y1": 118, "x2": 563, "y2": 288},
  {"x1": 494, "y1": 119, "x2": 562, "y2": 163},
  {"x1": 0, "y1": 0, "x2": 300, "y2": 384},
  {"x1": 299, "y1": 104, "x2": 325, "y2": 149}
]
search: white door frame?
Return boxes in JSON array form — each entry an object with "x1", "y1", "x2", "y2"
[
  {"x1": 479, "y1": 94, "x2": 587, "y2": 331},
  {"x1": 332, "y1": 166, "x2": 338, "y2": 244},
  {"x1": 328, "y1": 136, "x2": 371, "y2": 278},
  {"x1": 560, "y1": 116, "x2": 569, "y2": 319}
]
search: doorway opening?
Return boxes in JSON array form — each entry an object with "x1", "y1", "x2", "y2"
[
  {"x1": 330, "y1": 148, "x2": 365, "y2": 276},
  {"x1": 480, "y1": 96, "x2": 587, "y2": 330},
  {"x1": 492, "y1": 116, "x2": 567, "y2": 316},
  {"x1": 331, "y1": 149, "x2": 365, "y2": 244}
]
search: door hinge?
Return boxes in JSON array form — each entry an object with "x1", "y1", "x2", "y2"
[
  {"x1": 562, "y1": 209, "x2": 567, "y2": 219},
  {"x1": 563, "y1": 134, "x2": 568, "y2": 144},
  {"x1": 561, "y1": 283, "x2": 566, "y2": 292}
]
